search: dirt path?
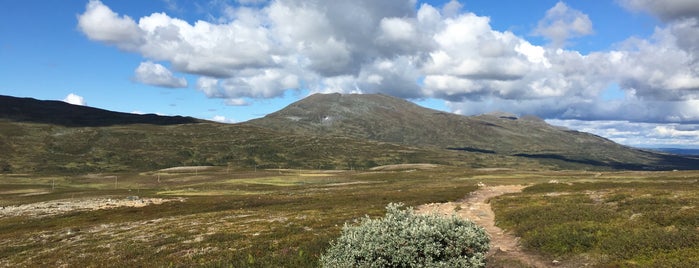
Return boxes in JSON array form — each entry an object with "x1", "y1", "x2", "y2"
[{"x1": 417, "y1": 185, "x2": 553, "y2": 268}]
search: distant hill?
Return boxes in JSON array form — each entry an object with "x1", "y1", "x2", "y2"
[
  {"x1": 2, "y1": 119, "x2": 490, "y2": 174},
  {"x1": 246, "y1": 93, "x2": 699, "y2": 170},
  {"x1": 2, "y1": 93, "x2": 697, "y2": 173},
  {"x1": 2, "y1": 95, "x2": 527, "y2": 173},
  {"x1": 650, "y1": 148, "x2": 699, "y2": 156},
  {"x1": 0, "y1": 95, "x2": 200, "y2": 126}
]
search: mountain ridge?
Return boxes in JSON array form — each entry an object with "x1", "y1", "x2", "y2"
[
  {"x1": 0, "y1": 95, "x2": 201, "y2": 127},
  {"x1": 1, "y1": 93, "x2": 698, "y2": 172},
  {"x1": 246, "y1": 93, "x2": 699, "y2": 170},
  {"x1": 2, "y1": 94, "x2": 513, "y2": 173}
]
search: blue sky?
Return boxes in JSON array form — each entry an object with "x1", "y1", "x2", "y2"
[{"x1": 1, "y1": 0, "x2": 699, "y2": 148}]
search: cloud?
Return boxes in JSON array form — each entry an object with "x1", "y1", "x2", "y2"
[
  {"x1": 63, "y1": 93, "x2": 87, "y2": 106},
  {"x1": 268, "y1": 0, "x2": 420, "y2": 77},
  {"x1": 611, "y1": 19, "x2": 699, "y2": 103},
  {"x1": 79, "y1": 0, "x2": 276, "y2": 78},
  {"x1": 446, "y1": 96, "x2": 699, "y2": 124},
  {"x1": 442, "y1": 0, "x2": 463, "y2": 18},
  {"x1": 533, "y1": 1, "x2": 594, "y2": 48},
  {"x1": 195, "y1": 69, "x2": 299, "y2": 99},
  {"x1": 618, "y1": 0, "x2": 699, "y2": 21},
  {"x1": 196, "y1": 77, "x2": 221, "y2": 98},
  {"x1": 237, "y1": 0, "x2": 268, "y2": 5},
  {"x1": 654, "y1": 125, "x2": 699, "y2": 137},
  {"x1": 134, "y1": 61, "x2": 188, "y2": 88},
  {"x1": 78, "y1": 0, "x2": 699, "y2": 126},
  {"x1": 211, "y1": 115, "x2": 236, "y2": 123},
  {"x1": 225, "y1": 98, "x2": 250, "y2": 106},
  {"x1": 547, "y1": 119, "x2": 699, "y2": 148},
  {"x1": 77, "y1": 0, "x2": 143, "y2": 50}
]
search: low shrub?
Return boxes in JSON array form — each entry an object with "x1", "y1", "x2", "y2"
[
  {"x1": 320, "y1": 203, "x2": 489, "y2": 268},
  {"x1": 491, "y1": 181, "x2": 699, "y2": 266},
  {"x1": 524, "y1": 221, "x2": 603, "y2": 256}
]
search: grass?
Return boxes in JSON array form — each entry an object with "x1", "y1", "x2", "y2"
[
  {"x1": 0, "y1": 167, "x2": 480, "y2": 267},
  {"x1": 2, "y1": 168, "x2": 699, "y2": 267},
  {"x1": 490, "y1": 172, "x2": 699, "y2": 267},
  {"x1": 2, "y1": 120, "x2": 553, "y2": 175}
]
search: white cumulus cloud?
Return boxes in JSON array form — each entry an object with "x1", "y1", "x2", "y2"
[
  {"x1": 533, "y1": 1, "x2": 594, "y2": 48},
  {"x1": 548, "y1": 119, "x2": 699, "y2": 148},
  {"x1": 134, "y1": 61, "x2": 188, "y2": 88},
  {"x1": 63, "y1": 93, "x2": 87, "y2": 106},
  {"x1": 77, "y1": 0, "x2": 143, "y2": 50},
  {"x1": 619, "y1": 0, "x2": 699, "y2": 21},
  {"x1": 211, "y1": 115, "x2": 236, "y2": 123},
  {"x1": 77, "y1": 0, "x2": 699, "y2": 127},
  {"x1": 225, "y1": 98, "x2": 250, "y2": 106}
]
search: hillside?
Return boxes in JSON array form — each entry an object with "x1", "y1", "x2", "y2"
[
  {"x1": 2, "y1": 95, "x2": 545, "y2": 173},
  {"x1": 1, "y1": 120, "x2": 487, "y2": 173},
  {"x1": 246, "y1": 93, "x2": 699, "y2": 170},
  {"x1": 0, "y1": 95, "x2": 200, "y2": 127},
  {"x1": 1, "y1": 93, "x2": 697, "y2": 173}
]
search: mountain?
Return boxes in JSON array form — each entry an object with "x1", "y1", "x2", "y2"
[
  {"x1": 246, "y1": 93, "x2": 699, "y2": 170},
  {"x1": 649, "y1": 148, "x2": 699, "y2": 156},
  {"x1": 0, "y1": 95, "x2": 201, "y2": 126},
  {"x1": 2, "y1": 93, "x2": 697, "y2": 173},
  {"x1": 2, "y1": 94, "x2": 518, "y2": 173}
]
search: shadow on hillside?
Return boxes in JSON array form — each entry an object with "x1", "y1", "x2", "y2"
[
  {"x1": 514, "y1": 153, "x2": 699, "y2": 171},
  {"x1": 0, "y1": 95, "x2": 200, "y2": 127},
  {"x1": 447, "y1": 147, "x2": 497, "y2": 154}
]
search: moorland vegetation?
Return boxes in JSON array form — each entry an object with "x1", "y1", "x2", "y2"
[{"x1": 2, "y1": 94, "x2": 699, "y2": 267}]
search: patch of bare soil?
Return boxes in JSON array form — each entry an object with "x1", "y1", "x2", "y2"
[
  {"x1": 158, "y1": 166, "x2": 216, "y2": 173},
  {"x1": 474, "y1": 168, "x2": 514, "y2": 172},
  {"x1": 417, "y1": 185, "x2": 555, "y2": 268},
  {"x1": 325, "y1": 181, "x2": 381, "y2": 187},
  {"x1": 0, "y1": 197, "x2": 184, "y2": 219},
  {"x1": 369, "y1": 163, "x2": 440, "y2": 171},
  {"x1": 0, "y1": 189, "x2": 51, "y2": 196}
]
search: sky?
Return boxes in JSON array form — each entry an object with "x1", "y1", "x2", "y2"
[{"x1": 1, "y1": 0, "x2": 699, "y2": 149}]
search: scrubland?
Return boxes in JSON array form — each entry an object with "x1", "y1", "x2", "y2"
[{"x1": 0, "y1": 167, "x2": 697, "y2": 267}]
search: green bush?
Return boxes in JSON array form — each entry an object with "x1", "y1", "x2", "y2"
[{"x1": 320, "y1": 203, "x2": 490, "y2": 268}]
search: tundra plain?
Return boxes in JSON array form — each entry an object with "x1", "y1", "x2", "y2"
[{"x1": 1, "y1": 166, "x2": 697, "y2": 267}]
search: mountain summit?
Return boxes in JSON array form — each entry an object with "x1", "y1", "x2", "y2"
[{"x1": 247, "y1": 93, "x2": 697, "y2": 169}]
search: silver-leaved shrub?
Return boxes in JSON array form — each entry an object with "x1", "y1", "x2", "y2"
[{"x1": 320, "y1": 203, "x2": 490, "y2": 267}]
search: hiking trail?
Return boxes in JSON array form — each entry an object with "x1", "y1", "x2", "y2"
[{"x1": 417, "y1": 184, "x2": 554, "y2": 267}]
